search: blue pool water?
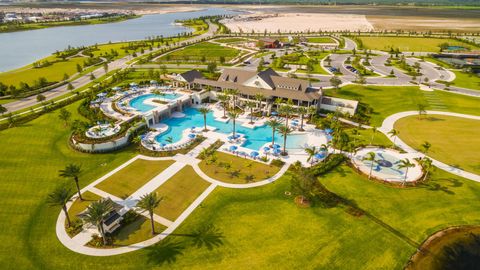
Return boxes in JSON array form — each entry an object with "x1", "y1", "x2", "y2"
[
  {"x1": 129, "y1": 93, "x2": 181, "y2": 112},
  {"x1": 155, "y1": 107, "x2": 309, "y2": 151},
  {"x1": 446, "y1": 46, "x2": 467, "y2": 51}
]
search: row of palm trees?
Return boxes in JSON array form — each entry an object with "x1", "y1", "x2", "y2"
[{"x1": 49, "y1": 163, "x2": 165, "y2": 246}]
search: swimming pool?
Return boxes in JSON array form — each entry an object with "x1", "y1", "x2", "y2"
[
  {"x1": 129, "y1": 93, "x2": 181, "y2": 112},
  {"x1": 154, "y1": 107, "x2": 309, "y2": 151}
]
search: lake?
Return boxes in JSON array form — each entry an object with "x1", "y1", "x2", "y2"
[{"x1": 0, "y1": 7, "x2": 237, "y2": 72}]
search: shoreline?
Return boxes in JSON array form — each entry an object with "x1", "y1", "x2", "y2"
[{"x1": 0, "y1": 14, "x2": 141, "y2": 34}]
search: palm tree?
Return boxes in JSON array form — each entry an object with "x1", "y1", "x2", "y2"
[
  {"x1": 83, "y1": 199, "x2": 113, "y2": 246},
  {"x1": 351, "y1": 128, "x2": 359, "y2": 146},
  {"x1": 417, "y1": 103, "x2": 427, "y2": 119},
  {"x1": 420, "y1": 157, "x2": 433, "y2": 181},
  {"x1": 421, "y1": 141, "x2": 431, "y2": 154},
  {"x1": 398, "y1": 158, "x2": 415, "y2": 186},
  {"x1": 59, "y1": 164, "x2": 83, "y2": 201},
  {"x1": 265, "y1": 119, "x2": 282, "y2": 147},
  {"x1": 225, "y1": 89, "x2": 239, "y2": 108},
  {"x1": 47, "y1": 186, "x2": 74, "y2": 227},
  {"x1": 307, "y1": 105, "x2": 316, "y2": 122},
  {"x1": 254, "y1": 93, "x2": 265, "y2": 112},
  {"x1": 137, "y1": 192, "x2": 163, "y2": 235},
  {"x1": 370, "y1": 126, "x2": 377, "y2": 145},
  {"x1": 216, "y1": 94, "x2": 229, "y2": 119},
  {"x1": 305, "y1": 146, "x2": 319, "y2": 165},
  {"x1": 227, "y1": 109, "x2": 241, "y2": 138},
  {"x1": 278, "y1": 103, "x2": 294, "y2": 127},
  {"x1": 363, "y1": 152, "x2": 376, "y2": 179},
  {"x1": 197, "y1": 106, "x2": 211, "y2": 131},
  {"x1": 58, "y1": 108, "x2": 71, "y2": 127},
  {"x1": 245, "y1": 101, "x2": 256, "y2": 124},
  {"x1": 388, "y1": 129, "x2": 400, "y2": 147},
  {"x1": 277, "y1": 125, "x2": 293, "y2": 156},
  {"x1": 297, "y1": 107, "x2": 307, "y2": 131}
]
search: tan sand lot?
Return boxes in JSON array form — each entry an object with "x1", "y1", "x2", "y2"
[
  {"x1": 367, "y1": 16, "x2": 480, "y2": 32},
  {"x1": 222, "y1": 13, "x2": 374, "y2": 33}
]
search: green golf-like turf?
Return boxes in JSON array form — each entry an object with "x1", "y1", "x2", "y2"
[{"x1": 395, "y1": 115, "x2": 480, "y2": 175}]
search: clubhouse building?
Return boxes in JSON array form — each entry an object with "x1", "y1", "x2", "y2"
[{"x1": 171, "y1": 68, "x2": 358, "y2": 115}]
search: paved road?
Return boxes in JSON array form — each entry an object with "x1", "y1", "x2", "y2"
[{"x1": 4, "y1": 22, "x2": 218, "y2": 113}]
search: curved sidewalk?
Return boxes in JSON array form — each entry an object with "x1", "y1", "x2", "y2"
[{"x1": 378, "y1": 110, "x2": 480, "y2": 182}]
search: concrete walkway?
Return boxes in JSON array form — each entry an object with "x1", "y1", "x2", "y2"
[
  {"x1": 379, "y1": 110, "x2": 480, "y2": 182},
  {"x1": 56, "y1": 134, "x2": 292, "y2": 256}
]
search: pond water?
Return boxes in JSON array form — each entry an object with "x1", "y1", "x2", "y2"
[{"x1": 0, "y1": 7, "x2": 236, "y2": 72}]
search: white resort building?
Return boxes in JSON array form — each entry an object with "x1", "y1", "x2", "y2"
[{"x1": 171, "y1": 68, "x2": 358, "y2": 116}]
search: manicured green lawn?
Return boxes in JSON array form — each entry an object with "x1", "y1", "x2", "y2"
[
  {"x1": 3, "y1": 99, "x2": 480, "y2": 269},
  {"x1": 451, "y1": 70, "x2": 480, "y2": 91},
  {"x1": 345, "y1": 127, "x2": 392, "y2": 148},
  {"x1": 0, "y1": 100, "x2": 138, "y2": 269},
  {"x1": 95, "y1": 159, "x2": 175, "y2": 199},
  {"x1": 153, "y1": 165, "x2": 210, "y2": 221},
  {"x1": 198, "y1": 151, "x2": 281, "y2": 184},
  {"x1": 0, "y1": 56, "x2": 88, "y2": 87},
  {"x1": 68, "y1": 191, "x2": 102, "y2": 221},
  {"x1": 321, "y1": 165, "x2": 480, "y2": 248},
  {"x1": 112, "y1": 216, "x2": 166, "y2": 247},
  {"x1": 395, "y1": 115, "x2": 480, "y2": 175},
  {"x1": 357, "y1": 37, "x2": 477, "y2": 52},
  {"x1": 0, "y1": 98, "x2": 15, "y2": 105},
  {"x1": 214, "y1": 37, "x2": 248, "y2": 44},
  {"x1": 324, "y1": 85, "x2": 480, "y2": 126},
  {"x1": 158, "y1": 42, "x2": 241, "y2": 63},
  {"x1": 307, "y1": 37, "x2": 336, "y2": 43}
]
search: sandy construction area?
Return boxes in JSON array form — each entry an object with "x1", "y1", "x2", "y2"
[
  {"x1": 368, "y1": 16, "x2": 480, "y2": 32},
  {"x1": 222, "y1": 13, "x2": 374, "y2": 33}
]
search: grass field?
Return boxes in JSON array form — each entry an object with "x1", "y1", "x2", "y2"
[
  {"x1": 95, "y1": 159, "x2": 175, "y2": 199},
  {"x1": 307, "y1": 37, "x2": 336, "y2": 43},
  {"x1": 451, "y1": 71, "x2": 480, "y2": 91},
  {"x1": 158, "y1": 42, "x2": 241, "y2": 63},
  {"x1": 112, "y1": 216, "x2": 166, "y2": 247},
  {"x1": 214, "y1": 38, "x2": 248, "y2": 44},
  {"x1": 0, "y1": 56, "x2": 88, "y2": 87},
  {"x1": 345, "y1": 127, "x2": 392, "y2": 147},
  {"x1": 198, "y1": 151, "x2": 281, "y2": 184},
  {"x1": 153, "y1": 165, "x2": 210, "y2": 221},
  {"x1": 2, "y1": 98, "x2": 480, "y2": 268},
  {"x1": 68, "y1": 191, "x2": 102, "y2": 221},
  {"x1": 395, "y1": 115, "x2": 480, "y2": 175},
  {"x1": 324, "y1": 85, "x2": 480, "y2": 126},
  {"x1": 357, "y1": 37, "x2": 478, "y2": 52}
]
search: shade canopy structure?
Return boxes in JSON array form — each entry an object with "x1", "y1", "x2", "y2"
[
  {"x1": 326, "y1": 135, "x2": 333, "y2": 140},
  {"x1": 271, "y1": 111, "x2": 278, "y2": 116},
  {"x1": 273, "y1": 148, "x2": 281, "y2": 154},
  {"x1": 263, "y1": 146, "x2": 270, "y2": 152},
  {"x1": 315, "y1": 153, "x2": 326, "y2": 159},
  {"x1": 272, "y1": 143, "x2": 281, "y2": 149},
  {"x1": 188, "y1": 133, "x2": 196, "y2": 139},
  {"x1": 229, "y1": 145, "x2": 238, "y2": 151},
  {"x1": 250, "y1": 151, "x2": 259, "y2": 157},
  {"x1": 324, "y1": 128, "x2": 333, "y2": 134}
]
